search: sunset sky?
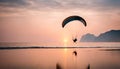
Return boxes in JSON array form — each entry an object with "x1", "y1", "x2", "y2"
[{"x1": 0, "y1": 0, "x2": 120, "y2": 45}]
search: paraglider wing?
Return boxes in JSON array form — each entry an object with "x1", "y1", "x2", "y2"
[{"x1": 62, "y1": 15, "x2": 87, "y2": 28}]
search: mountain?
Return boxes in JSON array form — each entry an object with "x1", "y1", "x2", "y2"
[{"x1": 80, "y1": 30, "x2": 120, "y2": 42}]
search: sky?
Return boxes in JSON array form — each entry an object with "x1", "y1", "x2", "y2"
[{"x1": 0, "y1": 0, "x2": 120, "y2": 45}]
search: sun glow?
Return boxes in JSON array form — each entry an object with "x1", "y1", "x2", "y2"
[
  {"x1": 63, "y1": 38, "x2": 69, "y2": 52},
  {"x1": 63, "y1": 38, "x2": 68, "y2": 46},
  {"x1": 64, "y1": 39, "x2": 68, "y2": 43}
]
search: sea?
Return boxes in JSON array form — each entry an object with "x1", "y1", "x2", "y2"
[{"x1": 0, "y1": 42, "x2": 120, "y2": 69}]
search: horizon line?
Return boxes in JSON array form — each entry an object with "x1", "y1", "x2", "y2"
[{"x1": 0, "y1": 46, "x2": 120, "y2": 50}]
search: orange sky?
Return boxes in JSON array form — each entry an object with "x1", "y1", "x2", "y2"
[{"x1": 0, "y1": 0, "x2": 120, "y2": 45}]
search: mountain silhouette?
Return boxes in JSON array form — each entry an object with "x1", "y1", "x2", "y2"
[{"x1": 80, "y1": 30, "x2": 120, "y2": 42}]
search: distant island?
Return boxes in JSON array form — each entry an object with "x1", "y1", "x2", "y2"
[{"x1": 80, "y1": 30, "x2": 120, "y2": 42}]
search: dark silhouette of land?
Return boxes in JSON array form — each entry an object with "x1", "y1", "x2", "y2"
[
  {"x1": 101, "y1": 49, "x2": 120, "y2": 51},
  {"x1": 0, "y1": 46, "x2": 109, "y2": 50},
  {"x1": 56, "y1": 63, "x2": 62, "y2": 69},
  {"x1": 80, "y1": 30, "x2": 120, "y2": 42},
  {"x1": 0, "y1": 46, "x2": 120, "y2": 50},
  {"x1": 87, "y1": 64, "x2": 90, "y2": 69}
]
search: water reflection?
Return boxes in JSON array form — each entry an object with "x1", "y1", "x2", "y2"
[{"x1": 0, "y1": 48, "x2": 120, "y2": 69}]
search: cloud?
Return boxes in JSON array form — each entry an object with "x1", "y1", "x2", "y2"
[
  {"x1": 0, "y1": 0, "x2": 30, "y2": 8},
  {"x1": 33, "y1": 0, "x2": 61, "y2": 7},
  {"x1": 91, "y1": 0, "x2": 120, "y2": 11},
  {"x1": 0, "y1": 0, "x2": 120, "y2": 13},
  {"x1": 103, "y1": 0, "x2": 120, "y2": 7},
  {"x1": 60, "y1": 0, "x2": 120, "y2": 11},
  {"x1": 0, "y1": 0, "x2": 31, "y2": 14}
]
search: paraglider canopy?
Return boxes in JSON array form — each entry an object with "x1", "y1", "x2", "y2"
[{"x1": 62, "y1": 15, "x2": 87, "y2": 28}]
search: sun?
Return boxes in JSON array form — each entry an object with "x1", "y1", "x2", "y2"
[
  {"x1": 64, "y1": 39, "x2": 68, "y2": 43},
  {"x1": 63, "y1": 38, "x2": 69, "y2": 51},
  {"x1": 63, "y1": 38, "x2": 68, "y2": 46}
]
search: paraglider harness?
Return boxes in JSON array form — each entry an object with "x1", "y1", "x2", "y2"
[
  {"x1": 72, "y1": 38, "x2": 77, "y2": 43},
  {"x1": 72, "y1": 35, "x2": 78, "y2": 43}
]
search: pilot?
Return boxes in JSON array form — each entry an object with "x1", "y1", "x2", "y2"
[{"x1": 73, "y1": 38, "x2": 77, "y2": 43}]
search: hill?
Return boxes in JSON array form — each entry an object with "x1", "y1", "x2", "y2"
[{"x1": 80, "y1": 30, "x2": 120, "y2": 42}]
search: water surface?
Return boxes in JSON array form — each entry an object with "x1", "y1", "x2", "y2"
[{"x1": 0, "y1": 42, "x2": 120, "y2": 69}]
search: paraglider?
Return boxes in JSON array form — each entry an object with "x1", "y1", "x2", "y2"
[
  {"x1": 62, "y1": 15, "x2": 87, "y2": 43},
  {"x1": 62, "y1": 15, "x2": 87, "y2": 69}
]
